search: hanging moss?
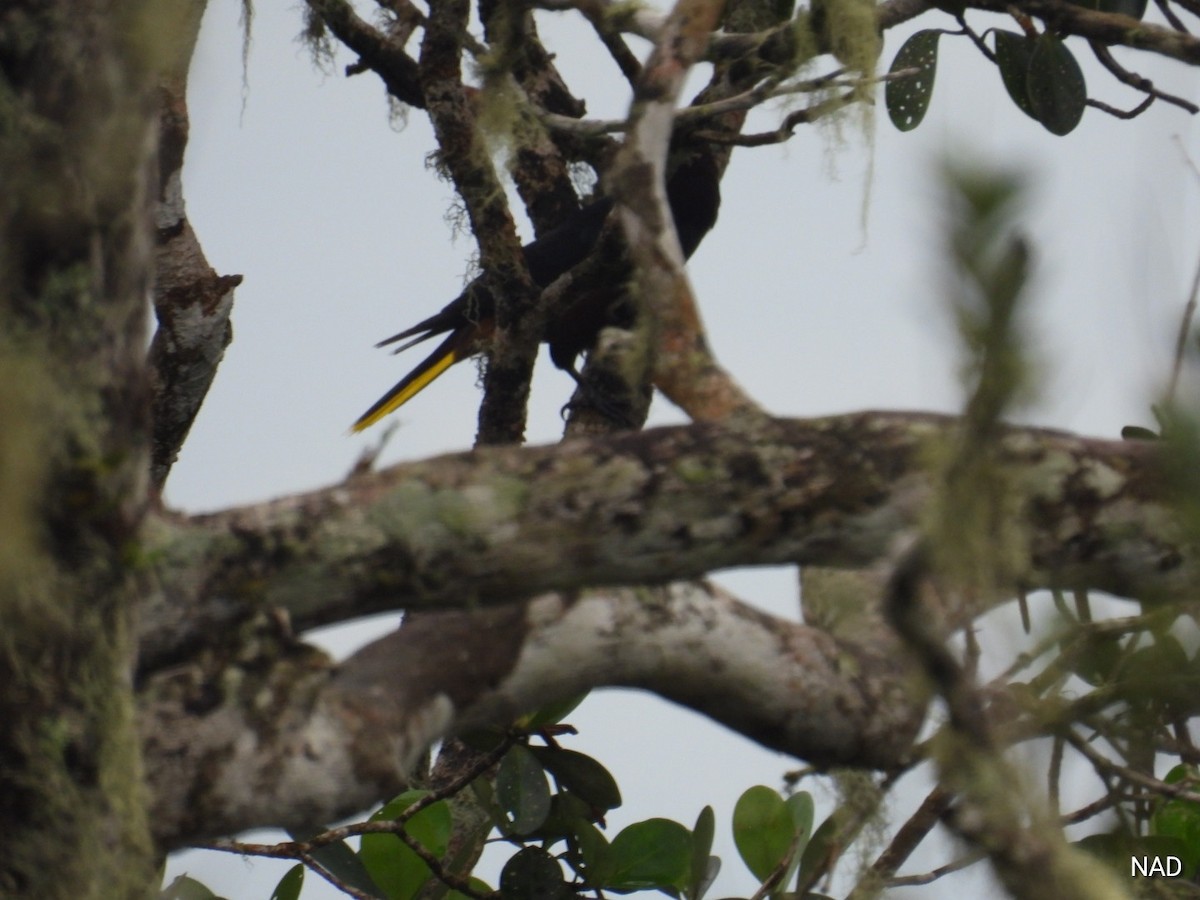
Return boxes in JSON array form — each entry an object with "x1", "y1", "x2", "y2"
[{"x1": 815, "y1": 0, "x2": 881, "y2": 86}]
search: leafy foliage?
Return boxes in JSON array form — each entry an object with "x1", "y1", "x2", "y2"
[
  {"x1": 887, "y1": 24, "x2": 1089, "y2": 134},
  {"x1": 994, "y1": 30, "x2": 1086, "y2": 134}
]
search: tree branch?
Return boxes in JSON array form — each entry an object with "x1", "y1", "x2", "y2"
[
  {"x1": 140, "y1": 413, "x2": 1193, "y2": 674},
  {"x1": 421, "y1": 0, "x2": 540, "y2": 445},
  {"x1": 150, "y1": 66, "x2": 240, "y2": 494},
  {"x1": 142, "y1": 580, "x2": 927, "y2": 847},
  {"x1": 307, "y1": 0, "x2": 426, "y2": 107},
  {"x1": 978, "y1": 0, "x2": 1200, "y2": 65}
]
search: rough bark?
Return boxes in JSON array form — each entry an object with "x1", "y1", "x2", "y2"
[
  {"x1": 0, "y1": 1, "x2": 164, "y2": 895},
  {"x1": 131, "y1": 411, "x2": 1196, "y2": 845},
  {"x1": 138, "y1": 413, "x2": 1189, "y2": 675},
  {"x1": 150, "y1": 6, "x2": 241, "y2": 495},
  {"x1": 143, "y1": 580, "x2": 927, "y2": 847}
]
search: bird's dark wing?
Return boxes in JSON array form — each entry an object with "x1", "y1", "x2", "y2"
[
  {"x1": 353, "y1": 198, "x2": 614, "y2": 429},
  {"x1": 353, "y1": 150, "x2": 721, "y2": 430}
]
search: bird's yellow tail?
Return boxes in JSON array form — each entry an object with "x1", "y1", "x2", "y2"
[{"x1": 352, "y1": 330, "x2": 467, "y2": 432}]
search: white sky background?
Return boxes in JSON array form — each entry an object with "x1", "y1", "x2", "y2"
[{"x1": 165, "y1": 0, "x2": 1200, "y2": 896}]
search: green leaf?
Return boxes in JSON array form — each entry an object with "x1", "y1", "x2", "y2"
[
  {"x1": 798, "y1": 813, "x2": 843, "y2": 886},
  {"x1": 786, "y1": 793, "x2": 815, "y2": 848},
  {"x1": 688, "y1": 806, "x2": 717, "y2": 900},
  {"x1": 564, "y1": 818, "x2": 611, "y2": 884},
  {"x1": 522, "y1": 791, "x2": 598, "y2": 843},
  {"x1": 1066, "y1": 630, "x2": 1124, "y2": 687},
  {"x1": 1133, "y1": 835, "x2": 1193, "y2": 877},
  {"x1": 782, "y1": 792, "x2": 815, "y2": 886},
  {"x1": 270, "y1": 865, "x2": 305, "y2": 900},
  {"x1": 288, "y1": 827, "x2": 386, "y2": 899},
  {"x1": 1153, "y1": 765, "x2": 1200, "y2": 875},
  {"x1": 994, "y1": 30, "x2": 1038, "y2": 120},
  {"x1": 1026, "y1": 34, "x2": 1086, "y2": 135},
  {"x1": 1074, "y1": 832, "x2": 1132, "y2": 872},
  {"x1": 1120, "y1": 636, "x2": 1198, "y2": 710},
  {"x1": 360, "y1": 792, "x2": 454, "y2": 900},
  {"x1": 457, "y1": 728, "x2": 510, "y2": 754},
  {"x1": 159, "y1": 875, "x2": 219, "y2": 900},
  {"x1": 1122, "y1": 425, "x2": 1159, "y2": 440},
  {"x1": 602, "y1": 818, "x2": 693, "y2": 893},
  {"x1": 500, "y1": 847, "x2": 566, "y2": 900},
  {"x1": 446, "y1": 877, "x2": 495, "y2": 900},
  {"x1": 498, "y1": 745, "x2": 553, "y2": 835},
  {"x1": 733, "y1": 786, "x2": 796, "y2": 883},
  {"x1": 528, "y1": 746, "x2": 622, "y2": 812},
  {"x1": 518, "y1": 692, "x2": 589, "y2": 729},
  {"x1": 692, "y1": 857, "x2": 721, "y2": 900},
  {"x1": 886, "y1": 30, "x2": 941, "y2": 131}
]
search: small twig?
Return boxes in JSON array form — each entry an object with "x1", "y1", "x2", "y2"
[
  {"x1": 539, "y1": 70, "x2": 864, "y2": 139},
  {"x1": 1065, "y1": 730, "x2": 1200, "y2": 804},
  {"x1": 1153, "y1": 0, "x2": 1191, "y2": 33},
  {"x1": 962, "y1": 624, "x2": 981, "y2": 679},
  {"x1": 852, "y1": 786, "x2": 956, "y2": 897},
  {"x1": 1048, "y1": 734, "x2": 1064, "y2": 815},
  {"x1": 345, "y1": 422, "x2": 398, "y2": 479},
  {"x1": 1008, "y1": 5, "x2": 1039, "y2": 38},
  {"x1": 1086, "y1": 95, "x2": 1156, "y2": 119},
  {"x1": 597, "y1": 28, "x2": 643, "y2": 82},
  {"x1": 694, "y1": 91, "x2": 857, "y2": 146},
  {"x1": 1060, "y1": 791, "x2": 1121, "y2": 826},
  {"x1": 299, "y1": 851, "x2": 378, "y2": 900},
  {"x1": 1073, "y1": 589, "x2": 1092, "y2": 623},
  {"x1": 390, "y1": 819, "x2": 486, "y2": 896},
  {"x1": 1171, "y1": 719, "x2": 1200, "y2": 764},
  {"x1": 886, "y1": 850, "x2": 987, "y2": 887},
  {"x1": 958, "y1": 15, "x2": 998, "y2": 61},
  {"x1": 200, "y1": 735, "x2": 519, "y2": 899},
  {"x1": 540, "y1": 111, "x2": 627, "y2": 135},
  {"x1": 1016, "y1": 589, "x2": 1031, "y2": 633},
  {"x1": 1089, "y1": 41, "x2": 1199, "y2": 113},
  {"x1": 533, "y1": 0, "x2": 666, "y2": 42},
  {"x1": 747, "y1": 831, "x2": 804, "y2": 900},
  {"x1": 204, "y1": 825, "x2": 492, "y2": 899},
  {"x1": 400, "y1": 732, "x2": 518, "y2": 821}
]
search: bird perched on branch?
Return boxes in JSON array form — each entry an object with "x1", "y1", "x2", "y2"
[{"x1": 351, "y1": 149, "x2": 721, "y2": 432}]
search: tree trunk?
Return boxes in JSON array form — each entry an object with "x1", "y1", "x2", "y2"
[{"x1": 0, "y1": 2, "x2": 166, "y2": 895}]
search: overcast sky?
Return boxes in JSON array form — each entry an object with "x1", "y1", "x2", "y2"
[{"x1": 164, "y1": 0, "x2": 1200, "y2": 896}]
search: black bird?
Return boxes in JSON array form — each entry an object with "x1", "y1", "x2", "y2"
[{"x1": 352, "y1": 151, "x2": 720, "y2": 431}]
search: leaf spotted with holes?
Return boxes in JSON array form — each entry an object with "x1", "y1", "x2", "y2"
[{"x1": 886, "y1": 30, "x2": 941, "y2": 131}]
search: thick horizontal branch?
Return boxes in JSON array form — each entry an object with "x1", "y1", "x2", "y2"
[
  {"x1": 978, "y1": 0, "x2": 1200, "y2": 65},
  {"x1": 140, "y1": 412, "x2": 1191, "y2": 675},
  {"x1": 142, "y1": 581, "x2": 927, "y2": 847}
]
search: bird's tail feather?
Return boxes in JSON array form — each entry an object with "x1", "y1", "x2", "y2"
[{"x1": 352, "y1": 328, "x2": 471, "y2": 432}]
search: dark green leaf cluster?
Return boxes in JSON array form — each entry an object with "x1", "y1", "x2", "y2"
[
  {"x1": 1075, "y1": 763, "x2": 1200, "y2": 891},
  {"x1": 886, "y1": 22, "x2": 1095, "y2": 135},
  {"x1": 994, "y1": 32, "x2": 1086, "y2": 135},
  {"x1": 253, "y1": 710, "x2": 828, "y2": 900}
]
